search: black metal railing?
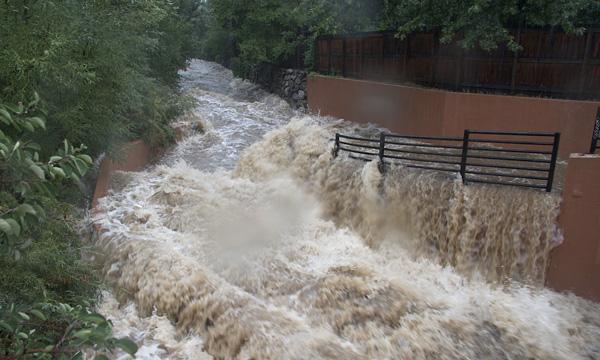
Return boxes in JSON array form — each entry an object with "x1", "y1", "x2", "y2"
[
  {"x1": 590, "y1": 108, "x2": 600, "y2": 154},
  {"x1": 333, "y1": 130, "x2": 561, "y2": 192}
]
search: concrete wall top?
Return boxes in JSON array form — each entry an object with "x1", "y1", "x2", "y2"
[{"x1": 308, "y1": 75, "x2": 600, "y2": 158}]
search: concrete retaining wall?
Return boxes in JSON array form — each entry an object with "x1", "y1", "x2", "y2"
[
  {"x1": 92, "y1": 140, "x2": 153, "y2": 208},
  {"x1": 547, "y1": 154, "x2": 600, "y2": 302},
  {"x1": 308, "y1": 75, "x2": 600, "y2": 302},
  {"x1": 308, "y1": 75, "x2": 600, "y2": 158}
]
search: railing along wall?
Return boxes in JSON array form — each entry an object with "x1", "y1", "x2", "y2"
[
  {"x1": 315, "y1": 28, "x2": 600, "y2": 100},
  {"x1": 333, "y1": 130, "x2": 561, "y2": 192},
  {"x1": 590, "y1": 107, "x2": 600, "y2": 153}
]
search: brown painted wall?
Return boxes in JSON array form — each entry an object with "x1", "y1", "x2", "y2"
[
  {"x1": 309, "y1": 75, "x2": 600, "y2": 301},
  {"x1": 308, "y1": 75, "x2": 600, "y2": 157},
  {"x1": 92, "y1": 140, "x2": 153, "y2": 208},
  {"x1": 546, "y1": 154, "x2": 600, "y2": 302}
]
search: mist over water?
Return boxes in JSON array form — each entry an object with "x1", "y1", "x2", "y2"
[{"x1": 91, "y1": 60, "x2": 599, "y2": 359}]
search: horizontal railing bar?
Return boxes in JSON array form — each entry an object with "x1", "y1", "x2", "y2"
[
  {"x1": 466, "y1": 154, "x2": 551, "y2": 163},
  {"x1": 465, "y1": 178, "x2": 547, "y2": 189},
  {"x1": 467, "y1": 130, "x2": 557, "y2": 137},
  {"x1": 468, "y1": 138, "x2": 554, "y2": 146},
  {"x1": 468, "y1": 146, "x2": 552, "y2": 155},
  {"x1": 399, "y1": 164, "x2": 460, "y2": 173},
  {"x1": 339, "y1": 140, "x2": 380, "y2": 150},
  {"x1": 349, "y1": 154, "x2": 375, "y2": 162},
  {"x1": 383, "y1": 134, "x2": 463, "y2": 141},
  {"x1": 383, "y1": 148, "x2": 462, "y2": 157},
  {"x1": 465, "y1": 162, "x2": 549, "y2": 172},
  {"x1": 349, "y1": 157, "x2": 459, "y2": 174},
  {"x1": 338, "y1": 147, "x2": 378, "y2": 157},
  {"x1": 385, "y1": 141, "x2": 463, "y2": 150},
  {"x1": 338, "y1": 134, "x2": 380, "y2": 143},
  {"x1": 383, "y1": 154, "x2": 462, "y2": 165},
  {"x1": 464, "y1": 170, "x2": 548, "y2": 180}
]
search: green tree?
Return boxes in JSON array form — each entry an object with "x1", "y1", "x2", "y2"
[
  {"x1": 201, "y1": 0, "x2": 384, "y2": 75},
  {"x1": 382, "y1": 0, "x2": 600, "y2": 51},
  {"x1": 0, "y1": 0, "x2": 203, "y2": 156},
  {"x1": 0, "y1": 95, "x2": 90, "y2": 259}
]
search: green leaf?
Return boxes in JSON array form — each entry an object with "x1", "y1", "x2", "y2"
[
  {"x1": 72, "y1": 158, "x2": 85, "y2": 175},
  {"x1": 17, "y1": 332, "x2": 28, "y2": 339},
  {"x1": 30, "y1": 309, "x2": 46, "y2": 321},
  {"x1": 52, "y1": 166, "x2": 66, "y2": 178},
  {"x1": 115, "y1": 338, "x2": 138, "y2": 355},
  {"x1": 29, "y1": 164, "x2": 45, "y2": 180},
  {"x1": 16, "y1": 204, "x2": 36, "y2": 216},
  {"x1": 72, "y1": 329, "x2": 93, "y2": 339},
  {"x1": 24, "y1": 142, "x2": 41, "y2": 151},
  {"x1": 28, "y1": 92, "x2": 40, "y2": 108},
  {"x1": 6, "y1": 219, "x2": 20, "y2": 236},
  {"x1": 0, "y1": 320, "x2": 13, "y2": 332},
  {"x1": 77, "y1": 154, "x2": 93, "y2": 165},
  {"x1": 33, "y1": 204, "x2": 46, "y2": 218},
  {"x1": 18, "y1": 312, "x2": 30, "y2": 321},
  {"x1": 0, "y1": 108, "x2": 11, "y2": 125},
  {"x1": 22, "y1": 121, "x2": 34, "y2": 132},
  {"x1": 28, "y1": 117, "x2": 46, "y2": 130},
  {"x1": 79, "y1": 313, "x2": 107, "y2": 324},
  {"x1": 0, "y1": 219, "x2": 11, "y2": 235},
  {"x1": 95, "y1": 355, "x2": 109, "y2": 360},
  {"x1": 49, "y1": 156, "x2": 62, "y2": 163}
]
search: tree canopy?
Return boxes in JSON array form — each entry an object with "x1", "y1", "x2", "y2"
[
  {"x1": 382, "y1": 0, "x2": 600, "y2": 51},
  {"x1": 198, "y1": 0, "x2": 600, "y2": 75}
]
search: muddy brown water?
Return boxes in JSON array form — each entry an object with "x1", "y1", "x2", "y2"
[{"x1": 90, "y1": 60, "x2": 599, "y2": 359}]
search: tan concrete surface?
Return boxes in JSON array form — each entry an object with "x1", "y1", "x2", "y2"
[
  {"x1": 91, "y1": 140, "x2": 153, "y2": 208},
  {"x1": 309, "y1": 75, "x2": 600, "y2": 301},
  {"x1": 547, "y1": 154, "x2": 600, "y2": 302},
  {"x1": 308, "y1": 75, "x2": 600, "y2": 158}
]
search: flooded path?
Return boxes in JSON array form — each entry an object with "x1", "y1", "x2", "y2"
[{"x1": 92, "y1": 60, "x2": 600, "y2": 359}]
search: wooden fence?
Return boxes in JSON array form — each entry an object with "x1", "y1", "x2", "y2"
[{"x1": 314, "y1": 28, "x2": 600, "y2": 100}]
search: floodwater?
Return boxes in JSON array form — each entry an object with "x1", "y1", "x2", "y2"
[{"x1": 91, "y1": 60, "x2": 599, "y2": 359}]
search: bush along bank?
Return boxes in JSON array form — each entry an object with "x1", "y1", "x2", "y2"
[
  {"x1": 0, "y1": 97, "x2": 140, "y2": 359},
  {"x1": 0, "y1": 0, "x2": 205, "y2": 357}
]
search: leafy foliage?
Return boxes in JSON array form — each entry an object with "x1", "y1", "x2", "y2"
[
  {"x1": 0, "y1": 1, "x2": 206, "y2": 355},
  {"x1": 0, "y1": 197, "x2": 97, "y2": 308},
  {"x1": 0, "y1": 301, "x2": 137, "y2": 359},
  {"x1": 199, "y1": 0, "x2": 598, "y2": 75},
  {"x1": 0, "y1": 96, "x2": 90, "y2": 259},
  {"x1": 0, "y1": 0, "x2": 202, "y2": 156},
  {"x1": 381, "y1": 0, "x2": 599, "y2": 51},
  {"x1": 200, "y1": 0, "x2": 383, "y2": 75}
]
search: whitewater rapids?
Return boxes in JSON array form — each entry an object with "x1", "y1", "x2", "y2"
[{"x1": 91, "y1": 60, "x2": 600, "y2": 359}]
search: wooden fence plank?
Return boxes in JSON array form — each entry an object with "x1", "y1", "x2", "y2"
[{"x1": 315, "y1": 28, "x2": 600, "y2": 100}]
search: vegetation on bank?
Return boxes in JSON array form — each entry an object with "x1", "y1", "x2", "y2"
[
  {"x1": 1, "y1": 0, "x2": 598, "y2": 357},
  {"x1": 0, "y1": 0, "x2": 204, "y2": 357},
  {"x1": 197, "y1": 0, "x2": 600, "y2": 77}
]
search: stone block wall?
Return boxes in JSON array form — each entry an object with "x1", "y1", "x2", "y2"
[{"x1": 250, "y1": 63, "x2": 307, "y2": 109}]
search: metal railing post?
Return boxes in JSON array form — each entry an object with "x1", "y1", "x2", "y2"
[
  {"x1": 546, "y1": 132, "x2": 561, "y2": 192},
  {"x1": 378, "y1": 132, "x2": 386, "y2": 173},
  {"x1": 332, "y1": 133, "x2": 340, "y2": 158},
  {"x1": 460, "y1": 130, "x2": 470, "y2": 184},
  {"x1": 590, "y1": 107, "x2": 600, "y2": 154}
]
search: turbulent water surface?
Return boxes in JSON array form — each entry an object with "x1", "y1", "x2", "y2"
[{"x1": 91, "y1": 60, "x2": 600, "y2": 359}]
